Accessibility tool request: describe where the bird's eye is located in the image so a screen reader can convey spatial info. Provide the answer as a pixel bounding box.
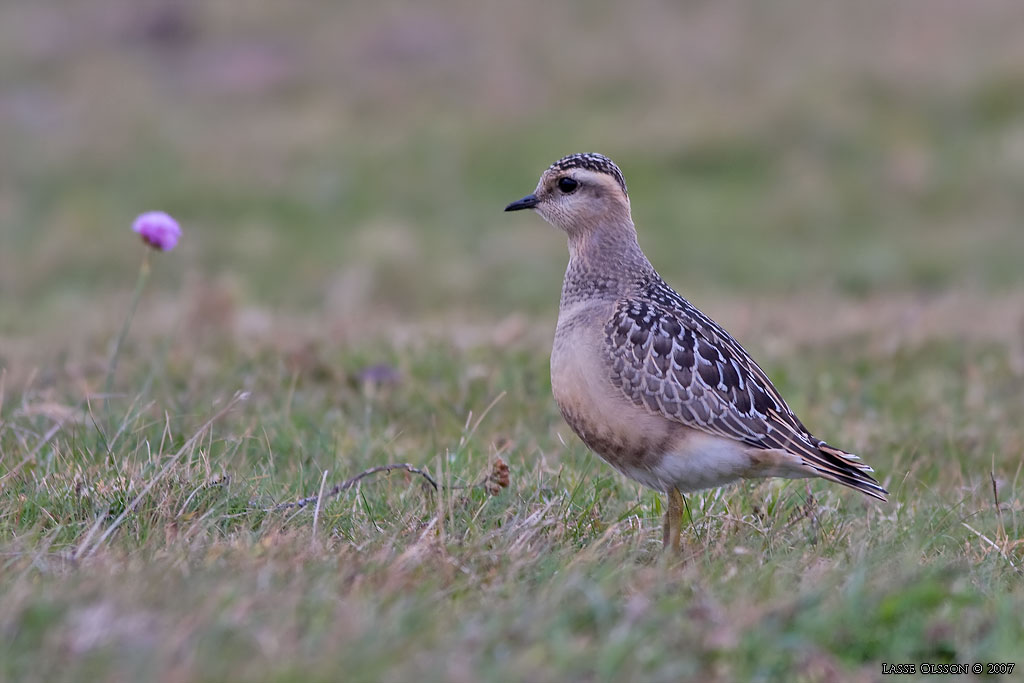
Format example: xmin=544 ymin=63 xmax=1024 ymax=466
xmin=557 ymin=177 xmax=579 ymax=194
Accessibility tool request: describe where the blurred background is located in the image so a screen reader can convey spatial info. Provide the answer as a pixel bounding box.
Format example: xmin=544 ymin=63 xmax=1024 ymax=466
xmin=2 ymin=0 xmax=1024 ymax=356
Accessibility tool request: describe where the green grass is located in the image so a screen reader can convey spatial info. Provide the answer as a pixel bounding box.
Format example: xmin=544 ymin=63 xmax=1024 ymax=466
xmin=3 ymin=1 xmax=1024 ymax=681
xmin=3 ymin=336 xmax=1023 ymax=681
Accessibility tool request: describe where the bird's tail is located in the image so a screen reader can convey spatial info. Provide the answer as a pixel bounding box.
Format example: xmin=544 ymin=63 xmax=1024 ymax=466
xmin=807 ymin=442 xmax=888 ymax=501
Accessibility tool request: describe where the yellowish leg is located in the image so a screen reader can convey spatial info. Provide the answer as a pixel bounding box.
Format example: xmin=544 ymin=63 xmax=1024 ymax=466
xmin=661 ymin=487 xmax=684 ymax=553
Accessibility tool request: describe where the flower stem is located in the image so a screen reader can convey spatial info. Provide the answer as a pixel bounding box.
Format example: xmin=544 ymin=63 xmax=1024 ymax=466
xmin=104 ymin=250 xmax=151 ymax=411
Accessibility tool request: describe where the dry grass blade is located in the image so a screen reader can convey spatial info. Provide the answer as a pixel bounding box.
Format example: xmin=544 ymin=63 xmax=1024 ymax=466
xmin=1 ymin=412 xmax=74 ymax=484
xmin=311 ymin=469 xmax=329 ymax=547
xmin=962 ymin=522 xmax=1022 ymax=574
xmin=78 ymin=391 xmax=250 ymax=559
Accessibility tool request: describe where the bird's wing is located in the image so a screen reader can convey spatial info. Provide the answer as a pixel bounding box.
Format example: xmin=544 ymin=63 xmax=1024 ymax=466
xmin=604 ymin=288 xmax=886 ymax=499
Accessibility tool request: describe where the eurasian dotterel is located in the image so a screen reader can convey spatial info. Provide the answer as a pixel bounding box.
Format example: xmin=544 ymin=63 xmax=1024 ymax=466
xmin=505 ymin=153 xmax=887 ymax=551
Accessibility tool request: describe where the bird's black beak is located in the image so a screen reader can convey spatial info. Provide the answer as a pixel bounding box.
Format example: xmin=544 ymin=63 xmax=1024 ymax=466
xmin=504 ymin=194 xmax=539 ymax=212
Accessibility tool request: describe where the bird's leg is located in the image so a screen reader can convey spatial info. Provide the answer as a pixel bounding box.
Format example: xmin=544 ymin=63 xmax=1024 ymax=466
xmin=661 ymin=486 xmax=684 ymax=553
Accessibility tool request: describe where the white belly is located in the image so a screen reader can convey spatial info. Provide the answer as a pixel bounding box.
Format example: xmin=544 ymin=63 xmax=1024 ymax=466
xmin=619 ymin=431 xmax=755 ymax=493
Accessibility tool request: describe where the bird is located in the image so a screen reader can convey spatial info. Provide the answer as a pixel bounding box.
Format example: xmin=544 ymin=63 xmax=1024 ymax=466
xmin=504 ymin=153 xmax=887 ymax=552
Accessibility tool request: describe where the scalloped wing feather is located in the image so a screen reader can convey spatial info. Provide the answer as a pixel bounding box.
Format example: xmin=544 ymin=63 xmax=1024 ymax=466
xmin=605 ymin=283 xmax=887 ymax=501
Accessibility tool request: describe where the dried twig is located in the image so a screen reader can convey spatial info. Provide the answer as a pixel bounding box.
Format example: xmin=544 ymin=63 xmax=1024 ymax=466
xmin=991 ymin=466 xmax=1005 ymax=537
xmin=267 ymin=463 xmax=439 ymax=512
xmin=262 ymin=455 xmax=512 ymax=514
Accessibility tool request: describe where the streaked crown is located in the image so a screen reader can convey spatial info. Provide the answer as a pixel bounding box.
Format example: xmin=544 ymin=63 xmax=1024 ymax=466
xmin=548 ymin=153 xmax=627 ymax=196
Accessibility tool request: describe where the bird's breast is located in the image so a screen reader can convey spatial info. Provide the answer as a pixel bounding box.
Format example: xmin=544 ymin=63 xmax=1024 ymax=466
xmin=551 ymin=304 xmax=677 ymax=483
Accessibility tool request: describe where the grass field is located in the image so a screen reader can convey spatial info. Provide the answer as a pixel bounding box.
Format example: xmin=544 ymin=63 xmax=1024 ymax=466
xmin=3 ymin=1 xmax=1024 ymax=681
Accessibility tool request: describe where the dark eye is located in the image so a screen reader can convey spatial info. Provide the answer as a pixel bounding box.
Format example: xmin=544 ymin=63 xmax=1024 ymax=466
xmin=557 ymin=177 xmax=579 ymax=194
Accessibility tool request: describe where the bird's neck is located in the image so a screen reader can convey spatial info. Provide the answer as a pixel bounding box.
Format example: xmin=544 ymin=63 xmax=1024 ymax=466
xmin=561 ymin=221 xmax=653 ymax=308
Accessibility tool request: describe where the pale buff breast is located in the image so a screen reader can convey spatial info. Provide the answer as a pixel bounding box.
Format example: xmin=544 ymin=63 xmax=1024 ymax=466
xmin=550 ymin=302 xmax=678 ymax=481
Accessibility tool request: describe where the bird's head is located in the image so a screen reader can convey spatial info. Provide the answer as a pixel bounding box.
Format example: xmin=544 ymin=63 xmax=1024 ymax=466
xmin=505 ymin=153 xmax=631 ymax=235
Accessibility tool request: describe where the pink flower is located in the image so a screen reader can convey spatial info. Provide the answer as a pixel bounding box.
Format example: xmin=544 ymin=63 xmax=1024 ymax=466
xmin=132 ymin=211 xmax=181 ymax=251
